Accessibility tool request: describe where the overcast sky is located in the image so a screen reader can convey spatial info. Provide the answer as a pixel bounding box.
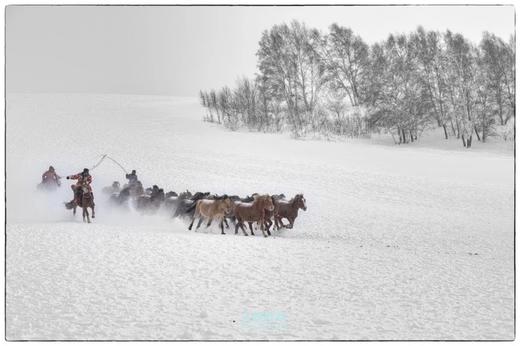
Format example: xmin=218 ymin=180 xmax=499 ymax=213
xmin=6 ymin=5 xmax=515 ymax=96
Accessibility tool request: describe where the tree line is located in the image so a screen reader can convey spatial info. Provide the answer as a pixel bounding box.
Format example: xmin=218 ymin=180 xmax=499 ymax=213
xmin=200 ymin=21 xmax=515 ymax=147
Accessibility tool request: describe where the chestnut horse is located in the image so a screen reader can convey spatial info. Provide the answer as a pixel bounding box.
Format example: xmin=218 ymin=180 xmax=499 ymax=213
xmin=234 ymin=194 xmax=274 ymax=237
xmin=188 ymin=195 xmax=234 ymax=234
xmin=244 ymin=194 xmax=285 ymax=233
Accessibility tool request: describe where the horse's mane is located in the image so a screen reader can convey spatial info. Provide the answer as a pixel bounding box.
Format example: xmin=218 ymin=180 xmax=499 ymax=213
xmin=290 ymin=194 xmax=303 ymax=207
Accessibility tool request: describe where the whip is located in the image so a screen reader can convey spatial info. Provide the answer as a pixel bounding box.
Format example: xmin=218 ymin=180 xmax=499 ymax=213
xmin=89 ymin=154 xmax=129 ymax=174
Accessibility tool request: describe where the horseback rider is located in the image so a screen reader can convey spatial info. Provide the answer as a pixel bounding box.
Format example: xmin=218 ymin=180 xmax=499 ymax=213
xmin=150 ymin=185 xmax=164 ymax=202
xmin=125 ymin=170 xmax=138 ymax=186
xmin=150 ymin=185 xmax=159 ymax=197
xmin=42 ymin=165 xmax=61 ymax=187
xmin=66 ymin=168 xmax=93 ymax=204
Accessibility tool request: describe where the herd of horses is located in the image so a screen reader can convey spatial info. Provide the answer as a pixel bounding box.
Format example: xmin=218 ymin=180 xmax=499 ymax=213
xmin=58 ymin=179 xmax=307 ymax=236
xmin=187 ymin=193 xmax=307 ymax=237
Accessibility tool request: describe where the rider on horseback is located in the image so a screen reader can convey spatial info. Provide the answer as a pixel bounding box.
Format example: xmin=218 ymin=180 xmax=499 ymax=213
xmin=125 ymin=170 xmax=138 ymax=186
xmin=42 ymin=165 xmax=61 ymax=187
xmin=66 ymin=168 xmax=93 ymax=205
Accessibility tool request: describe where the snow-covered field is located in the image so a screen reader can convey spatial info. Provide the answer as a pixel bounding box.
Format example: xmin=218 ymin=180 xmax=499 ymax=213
xmin=6 ymin=94 xmax=514 ymax=340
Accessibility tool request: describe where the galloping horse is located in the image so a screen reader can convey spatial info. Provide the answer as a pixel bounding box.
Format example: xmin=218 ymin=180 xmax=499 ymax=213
xmin=65 ymin=183 xmax=96 ymax=223
xmin=275 ymin=194 xmax=306 ymax=229
xmin=188 ymin=195 xmax=234 ymax=234
xmin=233 ymin=194 xmax=274 ymax=237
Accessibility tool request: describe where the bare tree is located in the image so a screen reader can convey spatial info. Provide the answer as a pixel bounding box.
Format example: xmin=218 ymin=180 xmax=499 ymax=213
xmin=209 ymin=90 xmax=221 ymax=124
xmin=479 ymin=32 xmax=515 ymax=126
xmin=257 ymin=21 xmax=327 ymax=136
xmin=410 ymin=27 xmax=453 ymax=139
xmin=444 ymin=31 xmax=479 ymax=147
xmin=324 ymin=24 xmax=369 ymax=107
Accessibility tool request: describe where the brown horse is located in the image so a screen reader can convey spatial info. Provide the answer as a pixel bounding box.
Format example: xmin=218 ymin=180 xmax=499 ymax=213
xmin=245 ymin=194 xmax=285 ymax=233
xmin=65 ymin=185 xmax=96 ymax=223
xmin=188 ymin=196 xmax=234 ymax=234
xmin=275 ymin=194 xmax=306 ymax=229
xmin=234 ymin=194 xmax=274 ymax=237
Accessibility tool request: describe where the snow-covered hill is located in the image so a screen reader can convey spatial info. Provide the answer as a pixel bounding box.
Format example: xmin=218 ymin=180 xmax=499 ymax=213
xmin=6 ymin=93 xmax=514 ymax=340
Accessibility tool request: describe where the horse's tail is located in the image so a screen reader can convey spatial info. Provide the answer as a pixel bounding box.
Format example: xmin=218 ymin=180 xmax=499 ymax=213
xmin=184 ymin=200 xmax=198 ymax=214
xmin=64 ymin=201 xmax=75 ymax=210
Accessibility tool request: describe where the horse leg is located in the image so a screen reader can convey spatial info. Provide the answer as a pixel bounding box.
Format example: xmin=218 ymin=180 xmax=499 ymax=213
xmin=248 ymin=222 xmax=255 ymax=236
xmin=188 ymin=212 xmax=196 ymax=230
xmin=83 ymin=207 xmax=90 ymax=223
xmin=223 ymin=218 xmax=229 ymax=229
xmin=206 ymin=218 xmax=212 ymax=228
xmin=240 ymin=223 xmax=249 ymax=236
xmin=196 ymin=217 xmax=204 ymax=230
xmin=91 ymin=204 xmax=95 ymax=219
xmin=260 ymin=219 xmax=268 ymax=237
xmin=287 ymin=217 xmax=295 ymax=229
xmin=265 ymin=221 xmax=272 ymax=236
xmin=235 ymin=216 xmax=242 ymax=235
xmin=220 ymin=217 xmax=225 ymax=235
xmin=235 ymin=217 xmax=248 ymax=236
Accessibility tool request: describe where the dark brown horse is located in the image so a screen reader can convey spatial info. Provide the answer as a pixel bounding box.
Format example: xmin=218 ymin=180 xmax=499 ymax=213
xmin=262 ymin=194 xmax=286 ymax=231
xmin=274 ymin=194 xmax=306 ymax=229
xmin=65 ymin=184 xmax=95 ymax=223
xmin=234 ymin=194 xmax=274 ymax=237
